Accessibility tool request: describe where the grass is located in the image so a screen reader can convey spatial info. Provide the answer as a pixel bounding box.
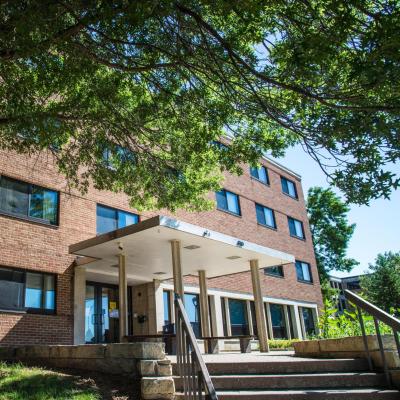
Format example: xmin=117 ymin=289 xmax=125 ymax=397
xmin=0 ymin=362 xmax=100 ymax=400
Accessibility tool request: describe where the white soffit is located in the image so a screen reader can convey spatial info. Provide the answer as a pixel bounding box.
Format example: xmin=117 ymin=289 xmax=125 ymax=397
xmin=70 ymin=216 xmax=294 ymax=282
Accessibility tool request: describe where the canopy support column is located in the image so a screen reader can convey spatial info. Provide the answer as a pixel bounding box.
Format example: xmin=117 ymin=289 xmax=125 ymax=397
xmin=199 ymin=270 xmax=211 ymax=350
xmin=118 ymin=254 xmax=128 ymax=342
xmin=250 ymin=259 xmax=269 ymax=352
xmin=171 ymin=240 xmax=184 ymax=303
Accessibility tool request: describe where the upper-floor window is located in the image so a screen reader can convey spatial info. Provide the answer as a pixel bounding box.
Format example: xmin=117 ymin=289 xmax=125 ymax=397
xmin=250 ymin=166 xmax=269 ymax=185
xmin=295 ymin=260 xmax=313 ymax=283
xmin=255 ymin=203 xmax=276 ymax=229
xmin=264 ymin=265 xmax=284 ymax=277
xmin=0 ymin=175 xmax=59 ymax=225
xmin=288 ymin=216 xmax=305 ymax=239
xmin=210 ymin=140 xmax=229 ymax=151
xmin=281 ymin=177 xmax=298 ymax=198
xmin=216 ymin=189 xmax=241 ymax=216
xmin=0 ymin=266 xmax=56 ymax=314
xmin=96 ymin=204 xmax=139 ymax=235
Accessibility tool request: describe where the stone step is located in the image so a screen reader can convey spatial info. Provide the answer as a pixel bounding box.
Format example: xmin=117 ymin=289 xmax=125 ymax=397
xmin=175 ymin=388 xmax=400 ymax=400
xmin=174 ymin=372 xmax=386 ymax=391
xmin=172 ymin=358 xmax=370 ymax=375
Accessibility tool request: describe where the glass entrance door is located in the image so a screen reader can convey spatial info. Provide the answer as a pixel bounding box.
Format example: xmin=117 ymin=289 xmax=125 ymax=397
xmin=85 ymin=283 xmax=119 ymax=344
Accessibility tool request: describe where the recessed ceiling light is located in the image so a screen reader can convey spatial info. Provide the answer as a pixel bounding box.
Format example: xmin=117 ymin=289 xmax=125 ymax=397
xmin=226 ymin=255 xmax=241 ymax=260
xmin=184 ymin=245 xmax=201 ymax=250
xmin=154 ymin=271 xmax=167 ymax=275
xmin=110 ymin=264 xmax=119 ymax=268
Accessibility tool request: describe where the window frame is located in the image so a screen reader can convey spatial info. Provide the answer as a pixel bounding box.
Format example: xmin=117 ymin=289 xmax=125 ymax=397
xmin=96 ymin=203 xmax=140 ymax=235
xmin=215 ymin=189 xmax=241 ymax=217
xmin=287 ymin=216 xmax=305 ymax=240
xmin=250 ymin=165 xmax=270 ymax=185
xmin=295 ymin=260 xmax=313 ymax=284
xmin=264 ymin=265 xmax=284 ymax=278
xmin=281 ymin=176 xmax=298 ymax=199
xmin=255 ymin=203 xmax=277 ymax=229
xmin=0 ymin=265 xmax=57 ymax=314
xmin=0 ymin=175 xmax=60 ymax=227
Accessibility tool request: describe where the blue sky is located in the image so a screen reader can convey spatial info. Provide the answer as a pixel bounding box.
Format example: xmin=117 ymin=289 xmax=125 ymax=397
xmin=272 ymin=146 xmax=400 ymax=278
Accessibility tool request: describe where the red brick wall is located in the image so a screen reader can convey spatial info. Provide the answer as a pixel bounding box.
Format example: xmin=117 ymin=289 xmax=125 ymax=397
xmin=0 ymin=149 xmax=322 ymax=345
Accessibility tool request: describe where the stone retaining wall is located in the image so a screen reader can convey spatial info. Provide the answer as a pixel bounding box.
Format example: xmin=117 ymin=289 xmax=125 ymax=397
xmin=0 ymin=343 xmax=175 ymax=399
xmin=293 ymin=335 xmax=400 ymax=388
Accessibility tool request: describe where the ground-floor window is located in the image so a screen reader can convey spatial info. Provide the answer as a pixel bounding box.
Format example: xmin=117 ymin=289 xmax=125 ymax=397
xmin=228 ymin=298 xmax=249 ymax=336
xmin=184 ymin=293 xmax=201 ymax=338
xmin=0 ymin=266 xmax=55 ymax=313
xmin=301 ymin=307 xmax=316 ymax=337
xmin=269 ymin=303 xmax=288 ymax=339
xmin=163 ymin=290 xmax=172 ymax=326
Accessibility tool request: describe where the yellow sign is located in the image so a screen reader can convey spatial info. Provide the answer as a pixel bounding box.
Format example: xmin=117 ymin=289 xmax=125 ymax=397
xmin=109 ymin=301 xmax=117 ymax=310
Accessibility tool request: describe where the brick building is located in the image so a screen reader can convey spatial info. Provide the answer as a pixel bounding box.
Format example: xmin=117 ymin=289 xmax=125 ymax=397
xmin=0 ymin=148 xmax=322 ymax=348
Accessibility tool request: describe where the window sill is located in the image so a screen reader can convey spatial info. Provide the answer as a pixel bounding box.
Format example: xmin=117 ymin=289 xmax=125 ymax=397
xmin=0 ymin=308 xmax=27 ymax=315
xmin=290 ymin=234 xmax=306 ymax=241
xmin=0 ymin=210 xmax=59 ymax=228
xmin=297 ymin=279 xmax=314 ymax=285
xmin=257 ymin=222 xmax=277 ymax=231
xmin=250 ymin=177 xmax=270 ymax=187
xmin=216 ymin=208 xmax=242 ymax=218
xmin=282 ymin=192 xmax=299 ymax=200
xmin=264 ymin=273 xmax=285 ymax=279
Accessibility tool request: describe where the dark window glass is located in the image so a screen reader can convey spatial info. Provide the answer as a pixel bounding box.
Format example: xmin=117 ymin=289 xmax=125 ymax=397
xmin=228 ymin=299 xmax=249 ymax=336
xmin=270 ymin=303 xmax=288 ymax=339
xmin=281 ymin=177 xmax=298 ymax=198
xmin=215 ymin=190 xmax=241 ymax=216
xmin=163 ymin=290 xmax=171 ymax=326
xmin=184 ymin=293 xmax=201 ymax=338
xmin=250 ymin=301 xmax=258 ymax=337
xmin=0 ymin=176 xmax=58 ymax=225
xmin=288 ymin=217 xmax=305 ymax=239
xmin=295 ymin=260 xmax=313 ymax=283
xmin=0 ymin=267 xmax=24 ymax=310
xmin=211 ymin=141 xmax=229 ymax=151
xmin=255 ymin=204 xmax=276 ymax=228
xmin=96 ymin=204 xmax=139 ymax=235
xmin=0 ymin=267 xmax=55 ymax=313
xmin=221 ymin=298 xmax=228 ymax=336
xmin=287 ymin=306 xmax=295 ymax=338
xmin=264 ymin=265 xmax=284 ymax=277
xmin=250 ymin=166 xmax=269 ymax=185
xmin=302 ymin=307 xmax=316 ymax=337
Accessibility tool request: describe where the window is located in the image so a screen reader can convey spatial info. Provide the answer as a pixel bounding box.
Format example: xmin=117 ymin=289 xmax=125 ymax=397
xmin=184 ymin=293 xmax=201 ymax=338
xmin=0 ymin=176 xmax=59 ymax=225
xmin=163 ymin=290 xmax=171 ymax=326
xmin=264 ymin=265 xmax=284 ymax=277
xmin=281 ymin=177 xmax=298 ymax=198
xmin=302 ymin=307 xmax=316 ymax=337
xmin=210 ymin=140 xmax=229 ymax=151
xmin=0 ymin=266 xmax=55 ymax=313
xmin=96 ymin=204 xmax=139 ymax=235
xmin=288 ymin=217 xmax=305 ymax=239
xmin=102 ymin=146 xmax=136 ymax=169
xmin=270 ymin=303 xmax=288 ymax=339
xmin=250 ymin=166 xmax=269 ymax=185
xmin=228 ymin=299 xmax=249 ymax=336
xmin=255 ymin=203 xmax=276 ymax=228
xmin=216 ymin=190 xmax=241 ymax=216
xmin=295 ymin=260 xmax=313 ymax=283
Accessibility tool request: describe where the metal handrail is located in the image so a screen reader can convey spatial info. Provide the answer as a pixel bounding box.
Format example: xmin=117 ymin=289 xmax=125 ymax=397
xmin=344 ymin=289 xmax=400 ymax=388
xmin=175 ymin=295 xmax=218 ymax=400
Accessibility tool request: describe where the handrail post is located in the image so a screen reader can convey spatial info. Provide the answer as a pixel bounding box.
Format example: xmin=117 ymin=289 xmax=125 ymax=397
xmin=374 ymin=317 xmax=392 ymax=388
xmin=357 ymin=306 xmax=373 ymax=371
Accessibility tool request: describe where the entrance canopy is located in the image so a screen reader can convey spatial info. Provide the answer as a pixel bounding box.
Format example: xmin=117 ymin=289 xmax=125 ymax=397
xmin=69 ymin=215 xmax=294 ymax=284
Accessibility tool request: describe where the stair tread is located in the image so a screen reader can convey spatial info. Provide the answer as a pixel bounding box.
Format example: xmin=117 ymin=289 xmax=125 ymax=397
xmin=174 ymin=372 xmax=383 ymax=379
xmin=214 ymin=389 xmax=400 ymax=394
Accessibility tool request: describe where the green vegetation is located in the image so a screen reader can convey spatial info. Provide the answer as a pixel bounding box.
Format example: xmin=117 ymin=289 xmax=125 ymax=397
xmin=307 ymin=186 xmax=358 ymax=287
xmin=1 ymin=2 xmax=399 ymax=210
xmin=0 ymin=362 xmax=99 ymax=400
xmin=317 ymin=298 xmax=394 ymax=340
xmin=268 ymin=339 xmax=301 ymax=350
xmin=361 ymin=252 xmax=400 ymax=315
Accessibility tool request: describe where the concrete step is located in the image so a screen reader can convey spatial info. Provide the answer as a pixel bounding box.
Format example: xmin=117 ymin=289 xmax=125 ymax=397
xmin=174 ymin=372 xmax=386 ymax=391
xmin=172 ymin=358 xmax=370 ymax=375
xmin=175 ymin=388 xmax=400 ymax=399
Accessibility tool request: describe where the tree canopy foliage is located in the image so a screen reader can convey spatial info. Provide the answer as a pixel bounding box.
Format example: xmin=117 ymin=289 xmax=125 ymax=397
xmin=307 ymin=187 xmax=358 ymax=282
xmin=361 ymin=251 xmax=400 ymax=314
xmin=1 ymin=1 xmax=399 ymax=210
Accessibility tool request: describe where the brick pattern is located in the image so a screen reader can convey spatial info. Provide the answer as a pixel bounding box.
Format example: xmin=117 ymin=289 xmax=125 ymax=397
xmin=0 ymin=149 xmax=322 ymax=345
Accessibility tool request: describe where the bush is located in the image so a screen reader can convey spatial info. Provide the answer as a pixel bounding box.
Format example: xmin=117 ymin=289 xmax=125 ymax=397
xmin=268 ymin=339 xmax=301 ymax=349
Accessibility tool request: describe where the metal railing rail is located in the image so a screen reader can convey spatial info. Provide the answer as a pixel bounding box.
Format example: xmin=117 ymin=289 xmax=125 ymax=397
xmin=175 ymin=295 xmax=218 ymax=400
xmin=344 ymin=289 xmax=400 ymax=387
